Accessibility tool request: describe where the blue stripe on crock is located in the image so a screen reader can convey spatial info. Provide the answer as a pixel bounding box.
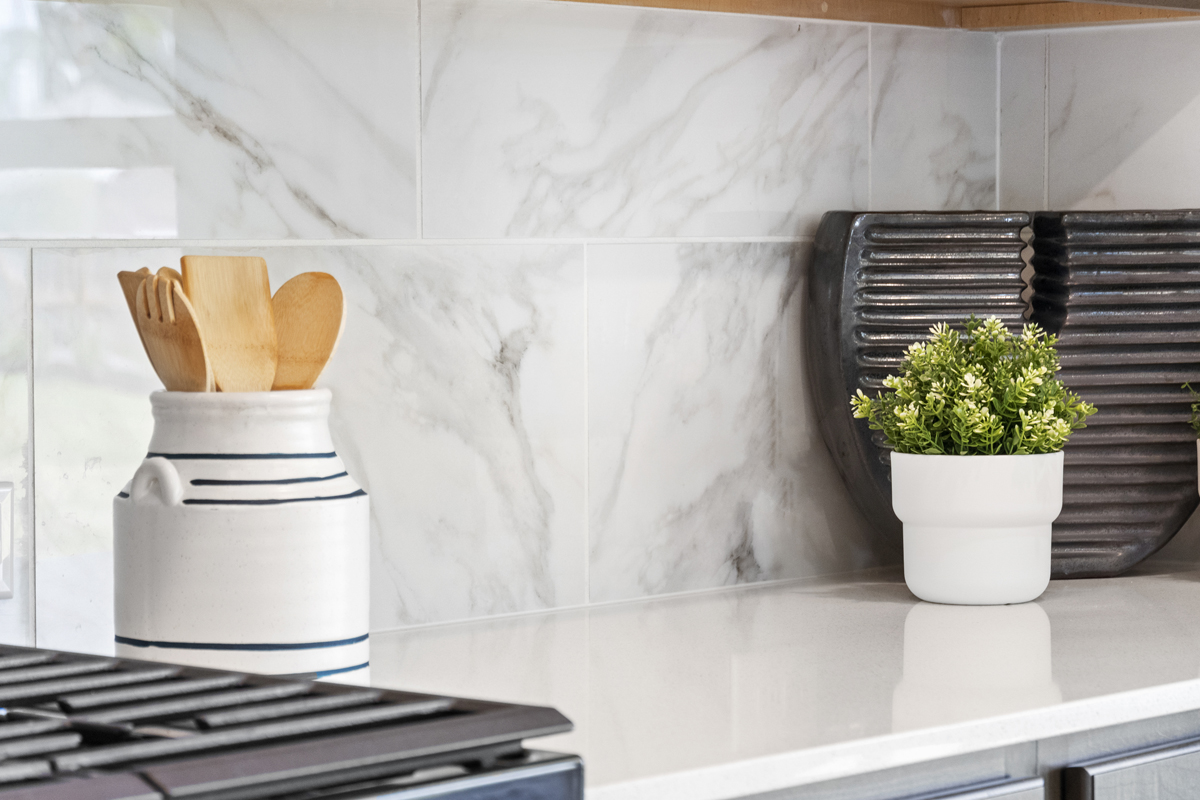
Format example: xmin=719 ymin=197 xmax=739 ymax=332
xmin=147 ymin=452 xmax=337 ymax=460
xmin=314 ymin=662 xmax=370 ymax=678
xmin=191 ymin=472 xmax=349 ymax=486
xmin=116 ymin=492 xmax=130 ymax=498
xmin=182 ymin=489 xmax=366 ymax=506
xmin=114 ymin=633 xmax=369 ymax=651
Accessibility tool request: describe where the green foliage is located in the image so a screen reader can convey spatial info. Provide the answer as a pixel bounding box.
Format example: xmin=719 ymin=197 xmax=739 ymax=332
xmin=849 ymin=316 xmax=1097 ymax=455
xmin=1184 ymin=383 xmax=1200 ymax=437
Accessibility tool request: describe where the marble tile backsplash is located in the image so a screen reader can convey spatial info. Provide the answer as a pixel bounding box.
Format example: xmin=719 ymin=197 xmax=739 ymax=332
xmin=0 ymin=0 xmax=1015 ymax=652
xmin=0 ymin=0 xmax=417 ymax=238
xmin=421 ymin=0 xmax=870 ymax=238
xmin=870 ymin=27 xmax=997 ymax=212
xmin=587 ymin=243 xmax=881 ymax=602
xmin=999 ymin=20 xmax=1200 ymax=211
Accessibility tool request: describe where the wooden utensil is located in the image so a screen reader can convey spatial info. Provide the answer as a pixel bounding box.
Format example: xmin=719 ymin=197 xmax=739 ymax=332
xmin=271 ymin=272 xmax=346 ymax=391
xmin=117 ymin=267 xmax=152 ymax=320
xmin=135 ymin=274 xmax=214 ymax=392
xmin=180 ymin=255 xmax=277 ymax=392
xmin=118 ymin=267 xmax=154 ymax=362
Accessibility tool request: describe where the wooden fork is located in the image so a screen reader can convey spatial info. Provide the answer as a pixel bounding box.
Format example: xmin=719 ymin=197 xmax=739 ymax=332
xmin=135 ymin=273 xmax=214 ymax=392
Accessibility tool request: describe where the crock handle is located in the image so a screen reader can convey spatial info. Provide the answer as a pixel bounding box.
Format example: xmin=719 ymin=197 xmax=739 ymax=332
xmin=130 ymin=457 xmax=183 ymax=506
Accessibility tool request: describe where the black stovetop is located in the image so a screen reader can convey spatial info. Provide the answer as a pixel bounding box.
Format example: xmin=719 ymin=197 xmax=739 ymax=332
xmin=0 ymin=644 xmax=574 ymax=800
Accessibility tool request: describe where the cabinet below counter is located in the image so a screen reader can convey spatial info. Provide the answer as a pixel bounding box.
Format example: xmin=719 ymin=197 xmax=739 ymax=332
xmin=367 ymin=565 xmax=1200 ymax=800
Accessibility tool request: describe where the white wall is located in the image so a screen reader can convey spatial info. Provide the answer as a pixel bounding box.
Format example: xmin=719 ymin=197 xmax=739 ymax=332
xmin=0 ymin=0 xmax=1002 ymax=654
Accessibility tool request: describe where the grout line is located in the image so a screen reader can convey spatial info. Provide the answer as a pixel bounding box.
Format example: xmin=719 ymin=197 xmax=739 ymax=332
xmin=0 ymin=236 xmax=816 ymax=248
xmin=994 ymin=34 xmax=1001 ymax=212
xmin=416 ymin=0 xmax=424 ymax=240
xmin=1042 ymin=33 xmax=1049 ymax=210
xmin=582 ymin=242 xmax=590 ymax=606
xmin=25 ymin=248 xmax=35 ymax=648
xmin=867 ymin=25 xmax=873 ymax=210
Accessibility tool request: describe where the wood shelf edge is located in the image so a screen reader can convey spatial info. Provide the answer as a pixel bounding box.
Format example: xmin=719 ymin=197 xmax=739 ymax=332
xmin=557 ymin=0 xmax=959 ymax=27
xmin=963 ymin=1 xmax=1200 ymax=28
xmin=556 ymin=0 xmax=1200 ymax=29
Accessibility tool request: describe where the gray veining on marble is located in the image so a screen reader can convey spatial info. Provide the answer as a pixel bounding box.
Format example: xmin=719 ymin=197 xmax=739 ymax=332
xmin=421 ymin=0 xmax=868 ymax=238
xmin=871 ymin=27 xmax=997 ymax=212
xmin=587 ymin=242 xmax=888 ymax=603
xmin=1047 ymin=21 xmax=1200 ymax=210
xmin=0 ymin=249 xmax=32 ymax=646
xmin=241 ymin=246 xmax=589 ymax=630
xmin=32 ymin=245 xmax=586 ymax=653
xmin=0 ymin=0 xmax=417 ymax=239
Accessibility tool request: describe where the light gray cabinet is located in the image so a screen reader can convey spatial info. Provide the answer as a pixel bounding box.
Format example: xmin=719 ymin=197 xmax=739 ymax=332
xmin=1065 ymin=738 xmax=1200 ymax=800
xmin=935 ymin=778 xmax=1044 ymax=800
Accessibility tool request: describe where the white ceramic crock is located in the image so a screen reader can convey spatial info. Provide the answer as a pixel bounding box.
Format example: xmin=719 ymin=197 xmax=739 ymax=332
xmin=113 ymin=390 xmax=369 ymax=678
xmin=891 ymin=451 xmax=1063 ymax=605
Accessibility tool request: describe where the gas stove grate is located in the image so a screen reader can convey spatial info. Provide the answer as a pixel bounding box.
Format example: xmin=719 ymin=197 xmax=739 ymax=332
xmin=0 ymin=645 xmax=572 ymax=800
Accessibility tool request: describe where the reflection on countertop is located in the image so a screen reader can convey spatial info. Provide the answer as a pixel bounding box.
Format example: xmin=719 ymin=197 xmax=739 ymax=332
xmin=368 ymin=564 xmax=1200 ymax=800
xmin=893 ymin=602 xmax=1061 ymax=732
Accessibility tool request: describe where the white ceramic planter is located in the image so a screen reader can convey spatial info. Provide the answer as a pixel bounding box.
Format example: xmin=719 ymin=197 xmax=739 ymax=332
xmin=891 ymin=451 xmax=1063 ymax=605
xmin=114 ymin=390 xmax=369 ymax=678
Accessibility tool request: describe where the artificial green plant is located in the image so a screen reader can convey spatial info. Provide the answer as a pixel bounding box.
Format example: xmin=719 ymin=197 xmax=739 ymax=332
xmin=1184 ymin=383 xmax=1200 ymax=437
xmin=850 ymin=315 xmax=1096 ymax=456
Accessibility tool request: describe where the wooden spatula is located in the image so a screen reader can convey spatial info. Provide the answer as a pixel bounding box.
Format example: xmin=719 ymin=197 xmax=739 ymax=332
xmin=272 ymin=272 xmax=346 ymax=391
xmin=180 ymin=255 xmax=277 ymax=392
xmin=135 ymin=274 xmax=214 ymax=392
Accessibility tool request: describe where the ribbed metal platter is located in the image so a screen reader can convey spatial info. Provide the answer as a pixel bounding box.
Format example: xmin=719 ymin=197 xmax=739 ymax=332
xmin=809 ymin=209 xmax=1200 ymax=579
xmin=1030 ymin=210 xmax=1200 ymax=576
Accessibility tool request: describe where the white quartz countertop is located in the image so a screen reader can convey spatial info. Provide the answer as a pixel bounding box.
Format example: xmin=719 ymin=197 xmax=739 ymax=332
xmin=367 ymin=565 xmax=1200 ymax=800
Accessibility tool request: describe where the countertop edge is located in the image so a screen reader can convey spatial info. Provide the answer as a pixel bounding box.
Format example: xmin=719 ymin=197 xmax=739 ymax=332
xmin=586 ymin=677 xmax=1200 ymax=800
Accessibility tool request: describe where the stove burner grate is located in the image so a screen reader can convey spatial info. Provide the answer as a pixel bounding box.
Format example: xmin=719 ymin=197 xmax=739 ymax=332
xmin=0 ymin=645 xmax=572 ymax=800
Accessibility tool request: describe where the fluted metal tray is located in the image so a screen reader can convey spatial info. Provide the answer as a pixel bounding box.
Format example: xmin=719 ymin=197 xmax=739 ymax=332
xmin=808 ymin=210 xmax=1200 ymax=578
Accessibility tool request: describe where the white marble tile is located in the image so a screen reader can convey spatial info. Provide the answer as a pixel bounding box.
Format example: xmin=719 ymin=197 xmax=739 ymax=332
xmin=250 ymin=246 xmax=588 ymax=629
xmin=422 ymin=0 xmax=868 ymax=238
xmin=0 ymin=0 xmax=417 ymax=239
xmin=871 ymin=27 xmax=997 ymax=211
xmin=33 ymin=245 xmax=586 ymax=651
xmin=998 ymin=33 xmax=1045 ymax=210
xmin=0 ymin=249 xmax=32 ymax=646
xmin=1047 ymin=21 xmax=1200 ymax=210
xmin=587 ymin=243 xmax=888 ymax=603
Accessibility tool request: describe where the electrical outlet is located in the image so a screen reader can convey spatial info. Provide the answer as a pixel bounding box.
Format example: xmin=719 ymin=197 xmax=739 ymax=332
xmin=0 ymin=483 xmax=12 ymax=599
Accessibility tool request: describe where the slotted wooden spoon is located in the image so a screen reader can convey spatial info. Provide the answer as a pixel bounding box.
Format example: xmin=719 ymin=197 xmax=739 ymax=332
xmin=272 ymin=272 xmax=346 ymax=390
xmin=135 ymin=273 xmax=214 ymax=392
xmin=181 ymin=255 xmax=277 ymax=392
xmin=118 ymin=267 xmax=186 ymax=364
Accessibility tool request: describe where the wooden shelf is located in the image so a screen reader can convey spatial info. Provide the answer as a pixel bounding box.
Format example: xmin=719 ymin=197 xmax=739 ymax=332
xmin=565 ymin=0 xmax=1199 ymax=29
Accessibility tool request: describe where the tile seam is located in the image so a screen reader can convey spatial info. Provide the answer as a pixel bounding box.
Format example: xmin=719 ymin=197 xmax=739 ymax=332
xmin=0 ymin=237 xmax=816 ymax=247
xmin=416 ymin=0 xmax=424 ymax=240
xmin=583 ymin=242 xmax=590 ymax=606
xmin=25 ymin=248 xmax=34 ymax=648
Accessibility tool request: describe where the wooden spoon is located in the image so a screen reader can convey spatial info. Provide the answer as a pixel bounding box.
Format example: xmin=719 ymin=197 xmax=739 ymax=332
xmin=180 ymin=255 xmax=277 ymax=392
xmin=135 ymin=274 xmax=214 ymax=392
xmin=272 ymin=272 xmax=346 ymax=391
